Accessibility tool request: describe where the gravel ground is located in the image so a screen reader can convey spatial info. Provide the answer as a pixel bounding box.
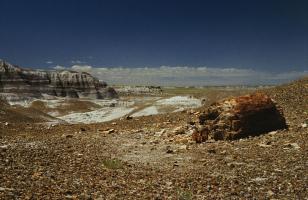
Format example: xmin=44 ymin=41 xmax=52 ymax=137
xmin=0 ymin=77 xmax=307 ymax=199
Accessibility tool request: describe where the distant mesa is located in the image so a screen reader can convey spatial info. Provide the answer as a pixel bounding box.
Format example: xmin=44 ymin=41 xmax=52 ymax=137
xmin=0 ymin=59 xmax=118 ymax=102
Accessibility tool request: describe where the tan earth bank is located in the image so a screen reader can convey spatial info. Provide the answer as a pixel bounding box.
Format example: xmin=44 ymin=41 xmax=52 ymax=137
xmin=0 ymin=77 xmax=307 ymax=199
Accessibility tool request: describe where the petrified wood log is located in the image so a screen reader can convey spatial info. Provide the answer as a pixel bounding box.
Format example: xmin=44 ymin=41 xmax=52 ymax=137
xmin=194 ymin=93 xmax=287 ymax=141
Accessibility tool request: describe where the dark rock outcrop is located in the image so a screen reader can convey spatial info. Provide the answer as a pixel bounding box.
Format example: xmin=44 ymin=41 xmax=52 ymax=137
xmin=0 ymin=60 xmax=118 ymax=101
xmin=193 ymin=93 xmax=287 ymax=141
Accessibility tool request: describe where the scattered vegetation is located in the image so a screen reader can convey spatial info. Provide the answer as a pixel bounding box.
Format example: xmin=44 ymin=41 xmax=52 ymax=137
xmin=177 ymin=189 xmax=193 ymax=200
xmin=102 ymin=158 xmax=123 ymax=170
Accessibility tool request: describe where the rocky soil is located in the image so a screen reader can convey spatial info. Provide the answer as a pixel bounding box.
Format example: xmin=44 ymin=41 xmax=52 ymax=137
xmin=0 ymin=77 xmax=307 ymax=199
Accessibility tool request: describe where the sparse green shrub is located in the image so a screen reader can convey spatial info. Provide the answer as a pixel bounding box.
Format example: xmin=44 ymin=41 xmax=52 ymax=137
xmin=178 ymin=189 xmax=193 ymax=200
xmin=102 ymin=159 xmax=123 ymax=170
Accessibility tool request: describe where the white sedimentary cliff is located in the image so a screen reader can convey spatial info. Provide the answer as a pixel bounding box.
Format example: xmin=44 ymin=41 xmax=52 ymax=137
xmin=0 ymin=60 xmax=118 ymax=102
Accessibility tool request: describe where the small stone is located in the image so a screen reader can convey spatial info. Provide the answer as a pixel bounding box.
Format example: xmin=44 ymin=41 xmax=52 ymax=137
xmin=80 ymin=193 xmax=92 ymax=200
xmin=126 ymin=115 xmax=133 ymax=120
xmin=99 ymin=129 xmax=115 ymax=134
xmin=267 ymin=190 xmax=275 ymax=196
xmin=187 ymin=121 xmax=195 ymax=125
xmin=80 ymin=127 xmax=86 ymax=132
xmin=166 ymin=146 xmax=174 ymax=154
xmin=274 ymin=168 xmax=282 ymax=172
xmin=65 ymin=195 xmax=74 ymax=199
xmin=154 ymin=129 xmax=166 ymax=137
xmin=106 ymin=129 xmax=115 ymax=134
xmin=250 ymin=177 xmax=268 ymax=182
xmin=166 ymin=149 xmax=173 ymax=153
xmin=268 ymin=131 xmax=277 ymax=135
xmin=4 ymin=122 xmax=9 ymax=126
xmin=173 ymin=161 xmax=179 ymax=167
xmin=0 ymin=187 xmax=14 ymax=191
xmin=166 ymin=181 xmax=172 ymax=186
xmin=175 ymin=138 xmax=189 ymax=144
xmin=173 ymin=126 xmax=185 ymax=135
xmin=301 ymin=123 xmax=307 ymax=128
xmin=150 ymin=140 xmax=159 ymax=144
xmin=112 ymin=122 xmax=117 ymax=125
xmin=207 ymin=149 xmax=216 ymax=154
xmin=0 ymin=145 xmax=8 ymax=151
xmin=62 ymin=134 xmax=73 ymax=138
xmin=220 ymin=150 xmax=227 ymax=155
xmin=283 ymin=143 xmax=300 ymax=150
xmin=258 ymin=143 xmax=272 ymax=148
xmin=178 ymin=145 xmax=187 ymax=151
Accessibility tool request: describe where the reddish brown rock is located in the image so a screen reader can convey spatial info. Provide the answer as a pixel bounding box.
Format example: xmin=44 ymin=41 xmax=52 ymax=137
xmin=192 ymin=126 xmax=208 ymax=143
xmin=194 ymin=93 xmax=287 ymax=141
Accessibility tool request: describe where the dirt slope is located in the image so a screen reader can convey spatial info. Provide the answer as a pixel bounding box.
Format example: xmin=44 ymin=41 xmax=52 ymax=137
xmin=0 ymin=100 xmax=60 ymax=124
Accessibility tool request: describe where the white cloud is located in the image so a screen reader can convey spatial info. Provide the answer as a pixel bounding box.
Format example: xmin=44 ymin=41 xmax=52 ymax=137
xmin=71 ymin=65 xmax=92 ymax=72
xmin=53 ymin=65 xmax=65 ymax=70
xmin=45 ymin=61 xmax=53 ymax=64
xmin=71 ymin=60 xmax=86 ymax=64
xmin=53 ymin=64 xmax=308 ymax=86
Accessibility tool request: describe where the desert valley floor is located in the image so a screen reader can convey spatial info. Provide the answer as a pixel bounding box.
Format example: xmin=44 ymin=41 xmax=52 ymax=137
xmin=0 ymin=78 xmax=307 ymax=199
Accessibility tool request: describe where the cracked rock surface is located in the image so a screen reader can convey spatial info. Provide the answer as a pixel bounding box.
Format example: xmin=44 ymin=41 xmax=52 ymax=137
xmin=193 ymin=93 xmax=287 ymax=141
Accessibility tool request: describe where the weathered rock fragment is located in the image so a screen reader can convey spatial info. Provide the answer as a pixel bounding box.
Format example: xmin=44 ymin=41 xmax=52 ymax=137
xmin=193 ymin=93 xmax=287 ymax=141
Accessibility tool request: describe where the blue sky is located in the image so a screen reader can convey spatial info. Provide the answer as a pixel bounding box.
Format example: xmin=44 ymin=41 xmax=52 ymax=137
xmin=0 ymin=0 xmax=307 ymax=85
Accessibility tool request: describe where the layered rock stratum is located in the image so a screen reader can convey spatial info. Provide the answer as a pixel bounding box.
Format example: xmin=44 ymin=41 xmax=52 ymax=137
xmin=0 ymin=60 xmax=117 ymax=102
